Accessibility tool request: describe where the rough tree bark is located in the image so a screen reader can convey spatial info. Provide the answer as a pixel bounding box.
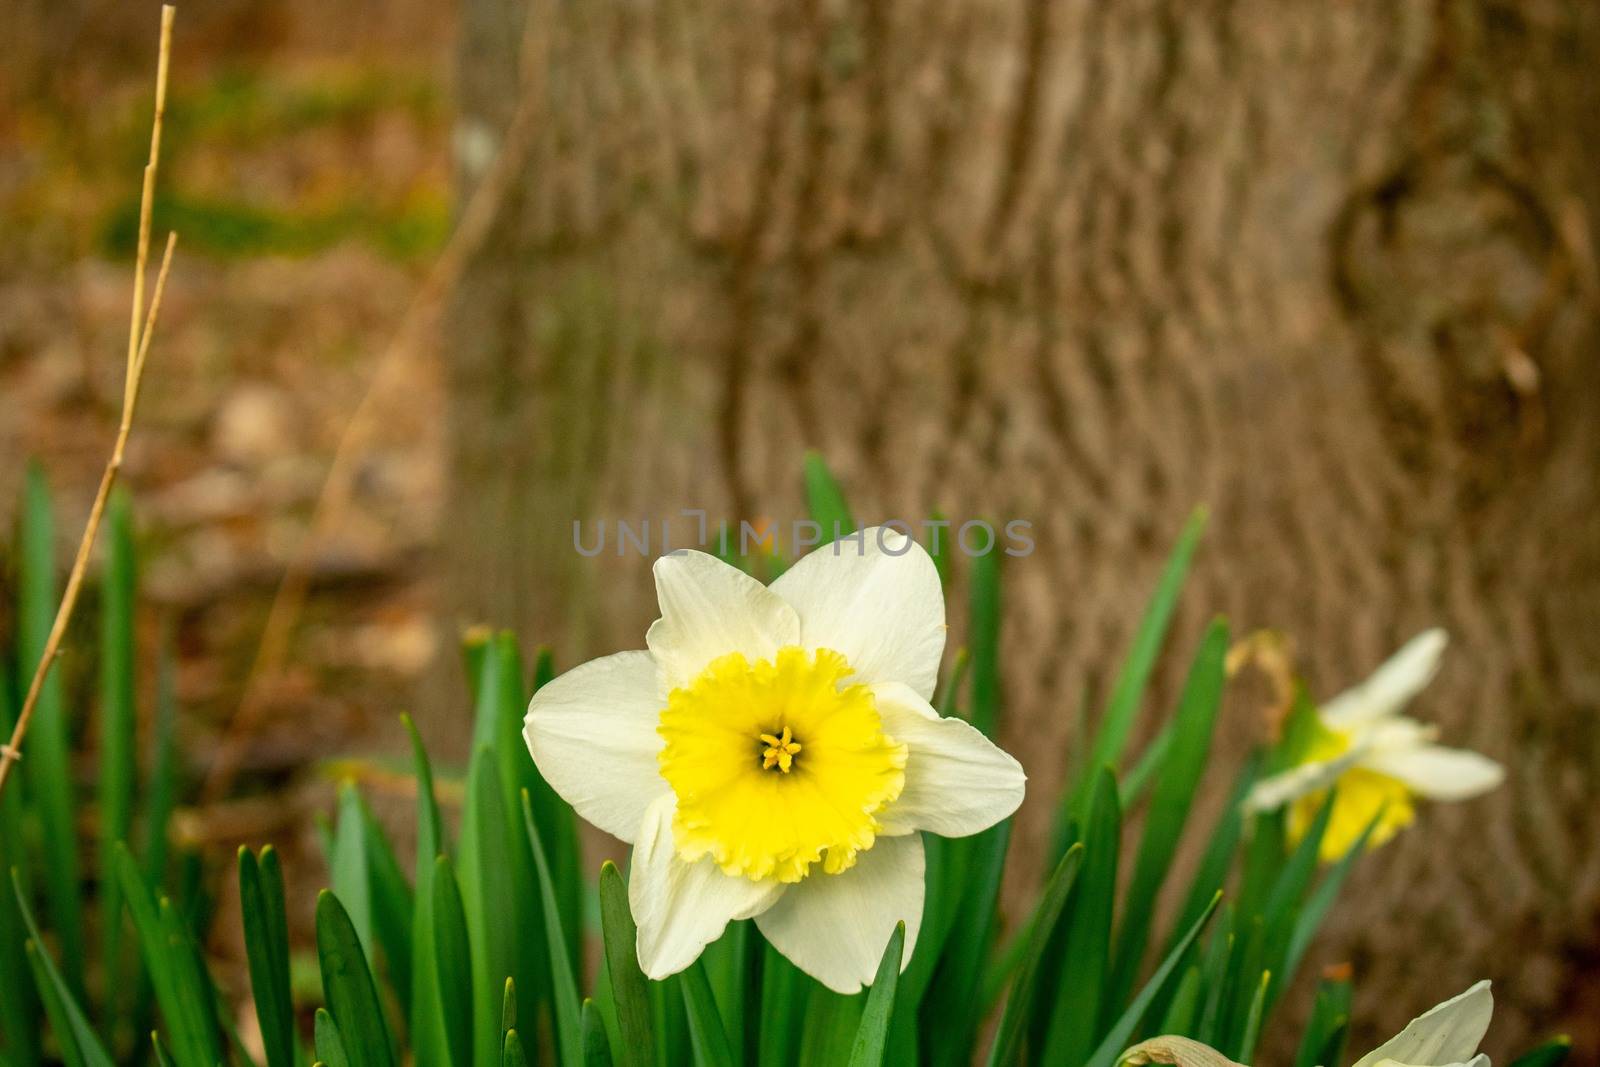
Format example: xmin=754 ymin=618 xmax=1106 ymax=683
xmin=446 ymin=0 xmax=1600 ymax=1055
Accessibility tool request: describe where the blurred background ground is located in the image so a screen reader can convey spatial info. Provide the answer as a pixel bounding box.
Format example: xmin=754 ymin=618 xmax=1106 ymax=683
xmin=1 ymin=0 xmax=461 ymax=1025
xmin=2 ymin=0 xmax=452 ymax=770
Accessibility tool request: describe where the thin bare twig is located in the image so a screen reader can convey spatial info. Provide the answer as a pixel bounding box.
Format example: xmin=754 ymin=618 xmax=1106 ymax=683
xmin=200 ymin=1 xmax=551 ymax=800
xmin=0 ymin=7 xmax=179 ymax=799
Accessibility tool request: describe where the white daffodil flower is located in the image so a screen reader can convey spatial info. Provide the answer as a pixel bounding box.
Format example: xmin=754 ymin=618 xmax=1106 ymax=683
xmin=1120 ymin=981 xmax=1493 ymax=1067
xmin=1353 ymin=980 xmax=1493 ymax=1067
xmin=1243 ymin=630 xmax=1503 ymax=862
xmin=523 ymin=528 xmax=1026 ymax=993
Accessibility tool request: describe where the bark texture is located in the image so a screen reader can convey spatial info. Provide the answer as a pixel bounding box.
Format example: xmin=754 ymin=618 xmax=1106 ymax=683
xmin=446 ymin=0 xmax=1600 ymax=1055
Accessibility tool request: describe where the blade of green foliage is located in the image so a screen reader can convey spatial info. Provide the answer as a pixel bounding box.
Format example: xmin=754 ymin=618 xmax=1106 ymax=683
xmin=428 ymin=855 xmax=473 ymax=1067
xmin=700 ymin=921 xmax=748 ymax=1062
xmin=1156 ymin=967 xmax=1203 ymax=1036
xmin=98 ymin=489 xmax=138 ymax=999
xmin=967 ymin=549 xmax=1002 ymax=738
xmin=0 ymin=664 xmax=43 ymax=1067
xmin=799 ymin=988 xmax=864 ymax=1067
xmin=502 ymin=977 xmax=518 ymax=1044
xmin=758 ymin=942 xmax=805 ymax=1067
xmin=652 ymin=973 xmax=690 ymax=1067
xmin=503 ymin=1028 xmax=531 ymax=1067
xmin=18 ymin=465 xmax=86 ymax=997
xmin=1040 ymin=769 xmax=1121 ymax=1066
xmin=986 ymin=844 xmax=1084 ymax=1067
xmin=1168 ymin=754 xmax=1259 ymax=957
xmin=457 ymin=746 xmax=520 ymax=1067
xmin=475 ymin=635 xmax=569 ymax=1028
xmin=330 ymin=783 xmax=375 ymax=960
xmin=1292 ymin=976 xmax=1351 ymax=1067
xmin=150 ymin=1033 xmax=178 ymax=1067
xmin=314 ymin=1008 xmax=351 ymax=1067
xmin=523 ymin=790 xmax=584 ymax=1067
xmin=130 ymin=659 xmax=175 ymax=1067
xmin=359 ymin=795 xmax=413 ymax=1015
xmin=403 ymin=714 xmax=443 ymax=867
xmin=680 ymin=961 xmax=737 ymax=1067
xmin=115 ymin=843 xmax=224 ymax=1067
xmin=142 ymin=631 xmax=179 ymax=888
xmin=1110 ymin=620 xmax=1229 ymax=1011
xmin=1282 ymin=808 xmax=1384 ymax=989
xmin=921 ymin=819 xmax=1012 ymax=1067
xmin=1252 ymin=791 xmax=1337 ymax=1028
xmin=582 ymin=999 xmax=615 ymax=1067
xmin=802 ymin=451 xmax=855 ymax=538
xmin=403 ymin=713 xmax=448 ymax=1066
xmin=316 ymin=889 xmax=396 ymax=1067
xmin=1118 ymin=723 xmax=1173 ymax=811
xmin=598 ymin=862 xmax=655 ymax=1067
xmin=1083 ymin=892 xmax=1222 ymax=1067
xmin=1193 ymin=908 xmax=1236 ymax=1049
xmin=846 ymin=922 xmax=904 ymax=1067
xmin=239 ymin=847 xmax=296 ymax=1067
xmin=23 ymin=940 xmax=109 ymax=1067
xmin=521 ymin=640 xmax=584 ymax=969
xmin=1061 ymin=508 xmax=1205 ymax=843
xmin=13 ymin=872 xmax=115 ymax=1067
xmin=1235 ymin=970 xmax=1271 ymax=1062
xmin=1508 ymin=1037 xmax=1574 ymax=1067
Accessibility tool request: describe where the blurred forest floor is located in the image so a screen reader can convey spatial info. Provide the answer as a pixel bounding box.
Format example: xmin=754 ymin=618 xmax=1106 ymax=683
xmin=1 ymin=0 xmax=469 ymax=1004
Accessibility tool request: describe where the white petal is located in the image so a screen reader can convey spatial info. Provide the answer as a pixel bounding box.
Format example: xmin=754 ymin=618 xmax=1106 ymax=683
xmin=755 ymin=834 xmax=923 ymax=994
xmin=872 ymin=682 xmax=1025 ymax=837
xmin=524 ymin=650 xmax=669 ymax=844
xmin=1353 ymin=981 xmax=1492 ymax=1067
xmin=769 ymin=526 xmax=945 ymax=701
xmin=1370 ymin=1058 xmax=1491 ymax=1067
xmin=1323 ymin=629 xmax=1448 ymax=727
xmin=1242 ymin=748 xmax=1366 ymax=814
xmin=647 ymin=550 xmax=799 ymax=688
xmin=1361 ymin=745 xmax=1505 ymax=801
xmin=630 ymin=796 xmax=784 ymax=980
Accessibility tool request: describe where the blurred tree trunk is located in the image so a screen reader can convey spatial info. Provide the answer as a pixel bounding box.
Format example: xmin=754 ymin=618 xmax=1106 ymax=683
xmin=447 ymin=0 xmax=1600 ymax=1054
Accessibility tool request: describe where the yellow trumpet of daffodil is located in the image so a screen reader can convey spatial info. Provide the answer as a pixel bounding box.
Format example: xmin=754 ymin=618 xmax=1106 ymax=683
xmin=1243 ymin=630 xmax=1504 ymax=862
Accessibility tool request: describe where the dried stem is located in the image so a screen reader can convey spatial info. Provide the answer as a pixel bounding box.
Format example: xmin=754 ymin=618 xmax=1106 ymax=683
xmin=0 ymin=7 xmax=179 ymax=799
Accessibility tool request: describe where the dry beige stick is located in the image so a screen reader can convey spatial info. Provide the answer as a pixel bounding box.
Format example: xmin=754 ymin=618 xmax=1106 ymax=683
xmin=0 ymin=7 xmax=179 ymax=799
xmin=201 ymin=1 xmax=551 ymax=801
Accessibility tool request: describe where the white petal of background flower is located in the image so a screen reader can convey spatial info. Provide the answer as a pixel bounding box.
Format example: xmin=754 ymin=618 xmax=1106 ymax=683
xmin=1361 ymin=746 xmax=1505 ymax=801
xmin=1322 ymin=629 xmax=1448 ymax=727
xmin=522 ymin=650 xmax=669 ymax=843
xmin=1242 ymin=746 xmax=1367 ymax=813
xmin=754 ymin=832 xmax=924 ymax=995
xmin=872 ymin=681 xmax=1026 ymax=837
xmin=647 ymin=551 xmax=800 ymax=688
xmin=770 ymin=526 xmax=945 ymax=701
xmin=630 ymin=797 xmax=784 ymax=980
xmin=1352 ymin=981 xmax=1492 ymax=1067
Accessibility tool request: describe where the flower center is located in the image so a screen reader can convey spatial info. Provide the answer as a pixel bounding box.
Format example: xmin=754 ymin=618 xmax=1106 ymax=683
xmin=657 ymin=646 xmax=907 ymax=883
xmin=759 ymin=725 xmax=802 ymax=773
xmin=1290 ymin=719 xmax=1416 ymax=862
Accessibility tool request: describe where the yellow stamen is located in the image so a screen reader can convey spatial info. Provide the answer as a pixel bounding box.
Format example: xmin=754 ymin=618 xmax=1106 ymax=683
xmin=759 ymin=726 xmax=802 ymax=773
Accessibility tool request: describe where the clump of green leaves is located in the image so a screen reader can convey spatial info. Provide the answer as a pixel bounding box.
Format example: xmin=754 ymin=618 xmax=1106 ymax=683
xmin=0 ymin=459 xmax=1571 ymax=1066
